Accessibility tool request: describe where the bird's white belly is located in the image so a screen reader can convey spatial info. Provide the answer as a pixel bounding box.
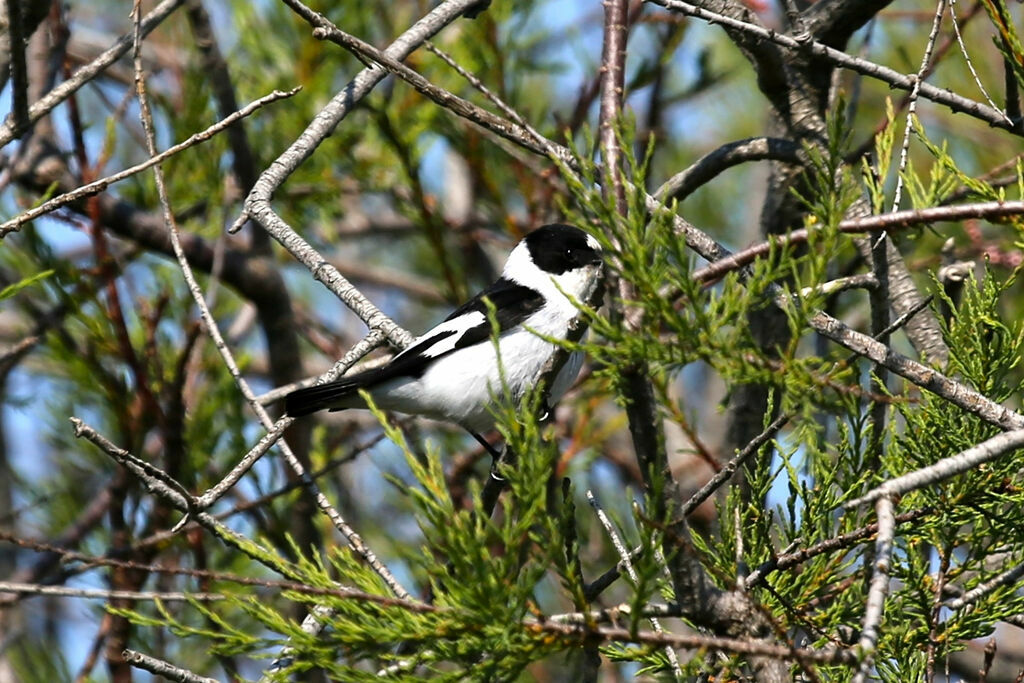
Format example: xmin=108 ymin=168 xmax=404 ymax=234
xmin=371 ymin=329 xmax=569 ymax=431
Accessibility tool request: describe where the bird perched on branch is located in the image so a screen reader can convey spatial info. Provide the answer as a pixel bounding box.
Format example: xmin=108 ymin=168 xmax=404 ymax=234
xmin=285 ymin=223 xmax=604 ymax=434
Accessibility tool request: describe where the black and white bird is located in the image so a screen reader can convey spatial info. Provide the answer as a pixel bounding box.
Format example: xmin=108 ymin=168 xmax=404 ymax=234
xmin=284 ymin=224 xmax=604 ymax=433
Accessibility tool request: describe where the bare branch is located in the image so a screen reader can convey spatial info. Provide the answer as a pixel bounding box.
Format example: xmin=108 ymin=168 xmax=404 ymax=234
xmin=647 ymin=0 xmax=1020 ymax=133
xmin=655 ymin=137 xmax=802 ymax=203
xmin=848 ymin=429 xmax=1024 ymax=508
xmin=0 ymin=582 xmax=222 ymax=602
xmin=852 ymin=496 xmax=895 ymax=683
xmin=810 ymin=311 xmax=1024 ymax=432
xmin=123 ymin=650 xmax=219 ymax=683
xmin=949 ymin=558 xmax=1024 ymax=612
xmin=692 ymin=200 xmax=1024 ymax=284
xmin=0 ymin=88 xmax=299 ymax=238
xmin=240 ymin=0 xmax=485 ymax=349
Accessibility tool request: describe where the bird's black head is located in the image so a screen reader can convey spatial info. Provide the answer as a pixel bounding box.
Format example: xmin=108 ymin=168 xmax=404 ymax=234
xmin=524 ymin=224 xmax=603 ymax=275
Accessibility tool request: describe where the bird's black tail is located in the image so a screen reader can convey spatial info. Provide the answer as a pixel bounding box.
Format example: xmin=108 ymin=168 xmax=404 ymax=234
xmin=284 ymin=378 xmax=362 ymax=417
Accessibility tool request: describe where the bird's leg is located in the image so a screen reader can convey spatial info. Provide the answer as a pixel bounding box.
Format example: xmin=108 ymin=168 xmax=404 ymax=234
xmin=480 ymin=443 xmax=518 ymax=517
xmin=468 ymin=430 xmax=503 ymax=461
xmin=464 ymin=429 xmax=511 ymax=516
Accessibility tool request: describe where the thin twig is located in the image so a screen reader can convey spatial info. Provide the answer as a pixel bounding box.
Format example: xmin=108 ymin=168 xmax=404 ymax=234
xmin=949 ymin=558 xmax=1024 ymax=611
xmin=646 ymin=0 xmax=1017 ymax=133
xmin=848 ymin=429 xmax=1024 ymax=507
xmin=0 ymin=0 xmax=186 ymax=148
xmin=925 ymin=548 xmax=951 ymax=680
xmin=852 ymin=496 xmax=895 ymax=683
xmin=70 ymin=417 xmax=195 ymax=510
xmin=528 ymin=620 xmax=856 ymax=665
xmin=744 ymin=507 xmax=931 ymax=590
xmin=890 ymin=0 xmax=948 ymax=215
xmin=377 ymin=605 xmax=852 ymax=676
xmin=587 ymin=490 xmax=683 ymax=679
xmin=194 ymin=330 xmax=386 ymax=508
xmin=0 ymin=88 xmax=299 ymax=237
xmin=948 ymin=0 xmax=1011 ymax=124
xmin=549 ymin=602 xmax=680 ymax=624
xmin=692 ymin=200 xmax=1024 ymax=284
xmin=733 ymin=504 xmax=745 ymax=587
xmin=0 ymin=530 xmax=438 ymax=610
xmin=0 ymin=334 xmax=43 ymax=371
xmin=682 ymin=413 xmax=791 ymax=516
xmin=123 ymin=650 xmax=219 ymax=683
xmin=584 ymin=412 xmax=791 ymax=602
xmin=0 ymin=582 xmax=222 ymax=602
xmin=69 ymin=419 xmax=289 ymax=574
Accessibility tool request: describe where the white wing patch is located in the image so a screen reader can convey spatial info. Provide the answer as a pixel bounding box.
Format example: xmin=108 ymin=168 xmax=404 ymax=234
xmin=399 ymin=310 xmax=487 ymax=359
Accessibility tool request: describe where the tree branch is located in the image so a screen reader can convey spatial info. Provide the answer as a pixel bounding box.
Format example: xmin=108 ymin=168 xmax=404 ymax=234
xmin=0 ymin=88 xmax=298 ymax=237
xmin=647 ymin=0 xmax=1021 ymax=133
xmin=240 ymin=0 xmax=484 ymax=350
xmin=654 ymin=137 xmax=802 ymax=203
xmin=0 ymin=0 xmax=186 ymax=148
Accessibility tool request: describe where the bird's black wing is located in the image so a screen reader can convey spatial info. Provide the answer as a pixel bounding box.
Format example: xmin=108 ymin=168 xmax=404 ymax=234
xmin=357 ymin=278 xmax=545 ymax=379
xmin=284 ymin=279 xmax=544 ymax=417
xmin=440 ymin=277 xmax=545 ymax=339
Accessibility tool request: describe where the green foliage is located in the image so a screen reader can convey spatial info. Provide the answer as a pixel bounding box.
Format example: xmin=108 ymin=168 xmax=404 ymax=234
xmin=0 ymin=269 xmax=54 ymax=301
xmin=110 ymin=390 xmax=596 ymax=679
xmin=980 ymin=0 xmax=1024 ymax=92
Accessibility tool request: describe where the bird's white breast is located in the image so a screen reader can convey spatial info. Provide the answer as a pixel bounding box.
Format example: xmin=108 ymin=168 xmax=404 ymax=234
xmin=370 ymin=299 xmax=585 ymax=431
